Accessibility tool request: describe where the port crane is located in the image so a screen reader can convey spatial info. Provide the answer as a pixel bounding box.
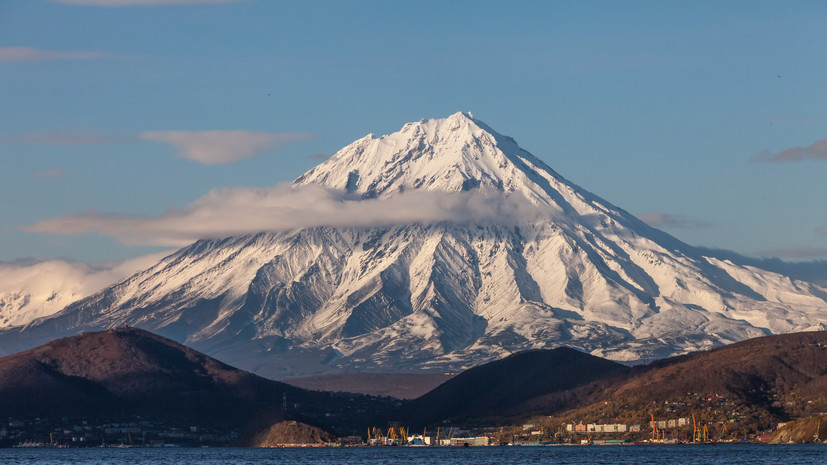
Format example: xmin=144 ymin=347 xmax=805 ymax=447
xmin=650 ymin=413 xmax=665 ymax=442
xmin=692 ymin=413 xmax=698 ymax=443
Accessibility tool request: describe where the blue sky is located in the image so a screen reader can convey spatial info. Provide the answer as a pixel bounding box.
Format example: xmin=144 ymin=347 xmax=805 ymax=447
xmin=1 ymin=0 xmax=826 ymax=264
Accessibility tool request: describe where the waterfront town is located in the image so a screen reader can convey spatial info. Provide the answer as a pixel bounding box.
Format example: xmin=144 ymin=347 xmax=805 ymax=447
xmin=3 ymin=411 xmax=817 ymax=448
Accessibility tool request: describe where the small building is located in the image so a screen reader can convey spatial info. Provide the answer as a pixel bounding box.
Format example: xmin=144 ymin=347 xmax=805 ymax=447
xmin=584 ymin=423 xmax=627 ymax=433
xmin=449 ymin=436 xmax=489 ymax=446
xmin=406 ymin=435 xmax=429 ymax=446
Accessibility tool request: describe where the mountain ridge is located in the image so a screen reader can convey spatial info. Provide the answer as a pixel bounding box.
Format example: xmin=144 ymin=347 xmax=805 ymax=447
xmin=0 ymin=112 xmax=825 ymax=377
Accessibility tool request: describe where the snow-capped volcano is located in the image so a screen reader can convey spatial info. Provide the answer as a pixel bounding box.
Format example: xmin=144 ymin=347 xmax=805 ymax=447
xmin=296 ymin=112 xmax=559 ymax=201
xmin=1 ymin=112 xmax=826 ymax=377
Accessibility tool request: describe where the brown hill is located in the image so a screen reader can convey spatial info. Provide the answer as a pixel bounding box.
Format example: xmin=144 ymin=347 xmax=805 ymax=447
xmin=513 ymin=331 xmax=827 ymax=438
xmin=399 ymin=347 xmax=629 ymax=426
xmin=609 ymin=330 xmax=827 ymax=406
xmin=398 ymin=331 xmax=827 ymax=437
xmin=0 ymin=328 xmax=394 ymax=435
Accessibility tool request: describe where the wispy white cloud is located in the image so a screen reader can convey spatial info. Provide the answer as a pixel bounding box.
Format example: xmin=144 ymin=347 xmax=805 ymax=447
xmin=0 ymin=251 xmax=170 ymax=327
xmin=0 ymin=46 xmax=111 ymax=63
xmin=52 ymin=0 xmax=245 ymax=6
xmin=3 ymin=129 xmax=309 ymax=165
xmin=32 ymin=169 xmax=68 ymax=179
xmin=758 ymin=138 xmax=827 ymax=162
xmin=637 ymin=212 xmax=710 ymax=229
xmin=139 ymin=130 xmax=313 ymax=165
xmin=24 ymin=185 xmax=551 ymax=247
xmin=3 ymin=131 xmax=131 ymax=145
xmin=759 ymin=247 xmax=827 ymax=260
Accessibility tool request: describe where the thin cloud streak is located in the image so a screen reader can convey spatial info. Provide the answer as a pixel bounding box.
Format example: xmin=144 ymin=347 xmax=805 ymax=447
xmin=759 ymin=247 xmax=827 ymax=260
xmin=0 ymin=47 xmax=111 ymax=63
xmin=24 ymin=185 xmax=554 ymax=247
xmin=3 ymin=131 xmax=132 ymax=145
xmin=52 ymin=0 xmax=244 ymax=6
xmin=32 ymin=169 xmax=68 ymax=179
xmin=758 ymin=138 xmax=827 ymax=162
xmin=139 ymin=130 xmax=313 ymax=165
xmin=637 ymin=212 xmax=710 ymax=229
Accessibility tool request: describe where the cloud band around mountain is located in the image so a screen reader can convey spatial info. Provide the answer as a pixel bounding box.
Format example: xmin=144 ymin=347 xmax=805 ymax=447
xmin=24 ymin=186 xmax=554 ymax=247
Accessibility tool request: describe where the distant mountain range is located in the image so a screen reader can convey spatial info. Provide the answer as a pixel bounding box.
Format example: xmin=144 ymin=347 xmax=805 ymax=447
xmin=1 ymin=112 xmax=825 ymax=378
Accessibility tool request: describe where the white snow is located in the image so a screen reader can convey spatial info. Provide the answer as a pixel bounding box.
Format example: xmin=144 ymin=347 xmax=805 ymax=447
xmin=3 ymin=112 xmax=826 ymax=374
xmin=0 ymin=252 xmax=170 ymax=329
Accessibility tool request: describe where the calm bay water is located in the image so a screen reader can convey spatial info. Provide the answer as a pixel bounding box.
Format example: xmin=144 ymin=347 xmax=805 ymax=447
xmin=1 ymin=444 xmax=825 ymax=465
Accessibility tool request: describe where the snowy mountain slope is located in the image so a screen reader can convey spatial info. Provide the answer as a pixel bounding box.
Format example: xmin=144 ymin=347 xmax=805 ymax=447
xmin=1 ymin=112 xmax=825 ymax=377
xmin=0 ymin=260 xmax=93 ymax=328
xmin=0 ymin=253 xmax=169 ymax=329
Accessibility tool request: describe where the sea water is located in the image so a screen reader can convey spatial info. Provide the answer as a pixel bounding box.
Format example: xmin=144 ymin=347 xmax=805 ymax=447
xmin=1 ymin=444 xmax=825 ymax=465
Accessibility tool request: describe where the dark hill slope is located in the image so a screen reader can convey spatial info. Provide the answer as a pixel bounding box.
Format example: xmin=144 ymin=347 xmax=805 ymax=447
xmin=399 ymin=332 xmax=827 ymax=431
xmin=0 ymin=328 xmax=393 ymax=434
xmin=399 ymin=347 xmax=629 ymax=425
xmin=515 ymin=331 xmax=827 ymax=436
xmin=608 ymin=330 xmax=827 ymax=409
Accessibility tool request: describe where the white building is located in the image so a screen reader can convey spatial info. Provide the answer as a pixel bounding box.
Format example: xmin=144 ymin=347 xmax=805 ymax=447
xmin=449 ymin=437 xmax=489 ymax=446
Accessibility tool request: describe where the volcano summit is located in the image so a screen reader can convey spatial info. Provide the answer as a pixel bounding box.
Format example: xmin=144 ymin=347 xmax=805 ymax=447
xmin=2 ymin=112 xmax=826 ymax=377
